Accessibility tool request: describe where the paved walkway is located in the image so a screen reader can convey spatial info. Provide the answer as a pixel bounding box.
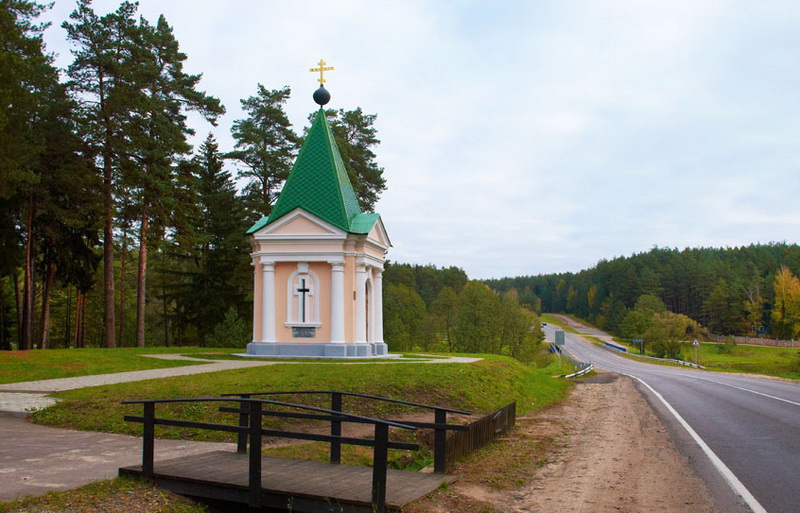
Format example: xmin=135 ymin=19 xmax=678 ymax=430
xmin=0 ymin=355 xmax=280 ymax=417
xmin=0 ymin=353 xmax=481 ymax=417
xmin=0 ymin=416 xmax=236 ymax=502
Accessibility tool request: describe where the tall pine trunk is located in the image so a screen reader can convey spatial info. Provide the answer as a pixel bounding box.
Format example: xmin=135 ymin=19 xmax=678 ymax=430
xmin=162 ymin=280 xmax=169 ymax=347
xmin=73 ymin=288 xmax=81 ymax=348
xmin=118 ymin=227 xmax=128 ymax=347
xmin=13 ymin=271 xmax=22 ymax=349
xmin=135 ymin=206 xmax=149 ymax=347
xmin=21 ymin=194 xmax=34 ymax=350
xmin=103 ymin=158 xmax=116 ymax=348
xmin=38 ymin=264 xmax=56 ymax=349
xmin=0 ymin=277 xmax=8 ymax=351
xmin=64 ymin=287 xmax=71 ymax=348
xmin=101 ymin=84 xmax=116 ymax=348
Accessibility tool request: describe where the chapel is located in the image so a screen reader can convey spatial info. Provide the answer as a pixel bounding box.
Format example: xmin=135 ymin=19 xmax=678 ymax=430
xmin=244 ymin=63 xmax=391 ymax=358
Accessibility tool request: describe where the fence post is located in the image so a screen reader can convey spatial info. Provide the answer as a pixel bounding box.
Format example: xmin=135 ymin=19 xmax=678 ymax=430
xmin=142 ymin=402 xmax=155 ymax=478
xmin=433 ymin=408 xmax=447 ymax=473
xmin=236 ymin=394 xmax=250 ymax=454
xmin=371 ymin=423 xmax=389 ymax=513
xmin=330 ymin=392 xmax=342 ymax=464
xmin=248 ymin=400 xmax=262 ymax=508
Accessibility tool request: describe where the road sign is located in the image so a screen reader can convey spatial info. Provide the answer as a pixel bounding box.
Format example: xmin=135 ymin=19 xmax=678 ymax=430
xmin=555 ymin=331 xmax=565 ymax=346
xmin=693 ymin=339 xmax=699 ymax=346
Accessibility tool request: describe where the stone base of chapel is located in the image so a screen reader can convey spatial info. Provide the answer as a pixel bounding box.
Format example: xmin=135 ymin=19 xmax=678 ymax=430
xmin=242 ymin=341 xmax=394 ymax=359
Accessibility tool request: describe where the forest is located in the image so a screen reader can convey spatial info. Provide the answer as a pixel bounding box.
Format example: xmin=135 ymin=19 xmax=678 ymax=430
xmin=1 ymin=0 xmax=390 ymax=351
xmin=486 ymin=243 xmax=800 ymax=353
xmin=2 ymin=0 xmax=544 ymax=361
xmin=6 ymin=2 xmax=797 ymax=361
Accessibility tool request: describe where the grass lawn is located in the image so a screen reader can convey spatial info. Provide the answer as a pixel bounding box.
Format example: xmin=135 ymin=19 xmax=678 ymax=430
xmin=0 ymin=477 xmax=209 ymax=513
xmin=0 ymin=347 xmax=239 ymax=385
xmin=32 ymin=354 xmax=572 ymax=442
xmin=696 ymin=343 xmax=800 ymax=378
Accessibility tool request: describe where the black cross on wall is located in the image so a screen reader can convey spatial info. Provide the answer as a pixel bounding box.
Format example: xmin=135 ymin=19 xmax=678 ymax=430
xmin=296 ymin=278 xmax=311 ymax=322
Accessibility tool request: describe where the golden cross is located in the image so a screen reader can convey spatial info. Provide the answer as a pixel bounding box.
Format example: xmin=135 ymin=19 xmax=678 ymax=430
xmin=310 ymin=59 xmax=334 ymax=84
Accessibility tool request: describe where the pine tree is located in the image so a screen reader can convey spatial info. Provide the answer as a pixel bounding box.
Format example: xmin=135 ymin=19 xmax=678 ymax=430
xmin=127 ymin=14 xmax=224 ymax=347
xmin=165 ymin=136 xmax=249 ymax=345
xmin=63 ymin=0 xmax=145 ymax=348
xmin=320 ymin=108 xmax=386 ymax=212
xmin=1 ymin=0 xmax=100 ymax=350
xmin=229 ymin=85 xmax=297 ymax=222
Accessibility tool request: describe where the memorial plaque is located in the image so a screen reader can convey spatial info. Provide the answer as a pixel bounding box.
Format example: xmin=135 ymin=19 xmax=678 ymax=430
xmin=292 ymin=327 xmax=315 ymax=338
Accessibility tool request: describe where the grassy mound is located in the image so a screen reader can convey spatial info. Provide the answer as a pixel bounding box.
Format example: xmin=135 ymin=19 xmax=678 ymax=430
xmin=33 ymin=355 xmax=571 ymax=442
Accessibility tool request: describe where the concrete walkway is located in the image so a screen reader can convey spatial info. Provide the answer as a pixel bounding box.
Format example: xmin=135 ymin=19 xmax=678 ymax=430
xmin=0 ymin=355 xmax=281 ymax=417
xmin=0 ymin=353 xmax=481 ymax=417
xmin=0 ymin=416 xmax=236 ymax=502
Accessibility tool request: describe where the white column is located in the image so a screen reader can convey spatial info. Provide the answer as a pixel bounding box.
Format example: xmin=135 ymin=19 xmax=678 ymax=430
xmin=330 ymin=261 xmax=345 ymax=343
xmin=261 ymin=261 xmax=276 ymax=343
xmin=373 ymin=268 xmax=384 ymax=343
xmin=355 ymin=263 xmax=368 ymax=343
xmin=251 ymin=260 xmax=259 ymax=342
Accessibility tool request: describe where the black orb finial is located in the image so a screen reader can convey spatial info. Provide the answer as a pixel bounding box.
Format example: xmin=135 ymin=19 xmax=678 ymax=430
xmin=313 ymin=84 xmax=331 ymax=106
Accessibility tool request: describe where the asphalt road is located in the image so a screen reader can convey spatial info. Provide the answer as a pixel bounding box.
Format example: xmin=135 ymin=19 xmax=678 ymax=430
xmin=543 ymin=323 xmax=800 ymax=513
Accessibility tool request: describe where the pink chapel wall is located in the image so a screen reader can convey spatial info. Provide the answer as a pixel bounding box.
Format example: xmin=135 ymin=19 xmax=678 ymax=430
xmin=250 ymin=239 xmax=384 ymax=345
xmin=269 ymin=215 xmax=326 ymax=235
xmin=252 ymin=257 xmax=263 ymax=341
xmin=273 ymin=261 xmax=333 ymax=343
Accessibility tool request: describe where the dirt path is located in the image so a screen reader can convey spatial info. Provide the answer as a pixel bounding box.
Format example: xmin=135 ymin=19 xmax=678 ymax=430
xmin=413 ymin=372 xmax=718 ymax=513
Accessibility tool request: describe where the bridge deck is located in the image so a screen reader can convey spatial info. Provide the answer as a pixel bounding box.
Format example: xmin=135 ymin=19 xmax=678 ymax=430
xmin=120 ymin=450 xmax=453 ymax=513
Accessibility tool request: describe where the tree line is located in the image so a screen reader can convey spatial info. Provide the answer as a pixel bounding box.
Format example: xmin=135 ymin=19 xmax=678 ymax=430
xmin=486 ymin=244 xmax=800 ymax=350
xmin=0 ymin=0 xmax=385 ymax=351
xmin=383 ymin=263 xmax=546 ymax=363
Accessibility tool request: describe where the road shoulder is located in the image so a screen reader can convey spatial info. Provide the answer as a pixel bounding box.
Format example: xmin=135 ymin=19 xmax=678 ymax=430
xmin=408 ymin=372 xmax=719 ymax=513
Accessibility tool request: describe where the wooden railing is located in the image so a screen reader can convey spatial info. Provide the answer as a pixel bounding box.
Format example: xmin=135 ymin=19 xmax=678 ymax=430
xmin=444 ymin=402 xmax=516 ymax=470
xmin=124 ymin=392 xmax=473 ymax=512
xmin=221 ymin=390 xmax=472 ymax=473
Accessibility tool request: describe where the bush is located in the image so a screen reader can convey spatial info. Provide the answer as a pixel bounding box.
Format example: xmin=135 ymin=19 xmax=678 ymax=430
xmin=204 ymin=307 xmax=250 ymax=348
xmin=716 ymin=335 xmax=738 ymax=354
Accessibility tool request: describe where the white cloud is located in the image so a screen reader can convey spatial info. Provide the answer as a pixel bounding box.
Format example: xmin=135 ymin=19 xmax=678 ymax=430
xmin=40 ymin=0 xmax=800 ymax=278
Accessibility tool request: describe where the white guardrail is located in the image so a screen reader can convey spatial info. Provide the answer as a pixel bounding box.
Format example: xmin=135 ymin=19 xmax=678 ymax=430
xmin=601 ymin=343 xmax=705 ymax=369
xmin=550 ymin=344 xmax=595 ymax=378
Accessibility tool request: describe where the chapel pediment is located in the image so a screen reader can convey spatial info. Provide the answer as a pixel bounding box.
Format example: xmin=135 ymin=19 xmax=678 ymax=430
xmin=255 ymin=208 xmax=346 ymax=238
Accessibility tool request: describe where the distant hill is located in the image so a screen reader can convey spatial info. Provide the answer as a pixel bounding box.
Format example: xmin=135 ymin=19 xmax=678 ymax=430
xmin=485 ymin=243 xmax=800 ymax=339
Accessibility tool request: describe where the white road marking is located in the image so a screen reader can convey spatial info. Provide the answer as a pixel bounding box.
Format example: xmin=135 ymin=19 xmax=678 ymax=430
xmin=626 ymin=373 xmax=768 ymax=513
xmin=681 ymin=376 xmax=800 ymax=408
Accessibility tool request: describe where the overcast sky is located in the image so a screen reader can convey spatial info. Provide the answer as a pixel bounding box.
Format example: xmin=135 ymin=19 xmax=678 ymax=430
xmin=40 ymin=0 xmax=800 ymax=279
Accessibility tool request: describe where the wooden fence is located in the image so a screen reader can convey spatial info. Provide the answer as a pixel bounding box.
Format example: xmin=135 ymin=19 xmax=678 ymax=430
xmin=445 ymin=402 xmax=516 ymax=470
xmin=708 ymin=334 xmax=797 ymax=348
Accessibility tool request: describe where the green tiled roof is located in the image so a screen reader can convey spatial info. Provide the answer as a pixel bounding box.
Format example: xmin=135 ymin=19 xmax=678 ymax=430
xmin=349 ymin=213 xmax=380 ymax=234
xmin=248 ymin=109 xmax=366 ymax=234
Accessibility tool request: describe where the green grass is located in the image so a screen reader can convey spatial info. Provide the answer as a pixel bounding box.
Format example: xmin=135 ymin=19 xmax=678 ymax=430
xmin=32 ymin=355 xmax=572 ymax=442
xmin=0 ymin=476 xmax=209 ymax=513
xmin=696 ymin=343 xmax=800 ymax=378
xmin=0 ymin=347 xmax=239 ymax=384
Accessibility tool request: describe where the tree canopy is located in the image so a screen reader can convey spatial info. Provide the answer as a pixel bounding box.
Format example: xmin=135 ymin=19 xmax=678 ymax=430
xmin=1 ymin=1 xmax=391 ymax=352
xmin=486 ymin=243 xmax=800 ymax=341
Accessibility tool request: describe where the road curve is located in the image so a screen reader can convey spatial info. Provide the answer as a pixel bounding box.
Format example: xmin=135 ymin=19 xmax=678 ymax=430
xmin=543 ymin=323 xmax=800 ymax=513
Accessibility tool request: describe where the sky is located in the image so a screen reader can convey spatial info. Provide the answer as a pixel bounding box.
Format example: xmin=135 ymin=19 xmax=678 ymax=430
xmin=39 ymin=0 xmax=800 ymax=280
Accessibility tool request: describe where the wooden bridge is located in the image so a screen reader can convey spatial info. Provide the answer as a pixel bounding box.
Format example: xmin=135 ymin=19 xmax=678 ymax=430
xmin=119 ymin=391 xmax=474 ymax=513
